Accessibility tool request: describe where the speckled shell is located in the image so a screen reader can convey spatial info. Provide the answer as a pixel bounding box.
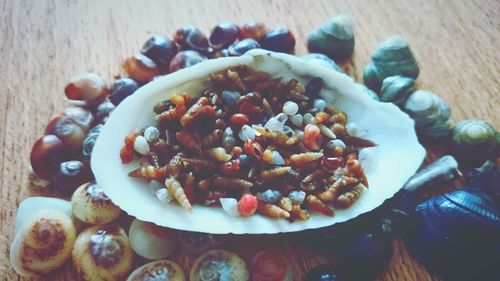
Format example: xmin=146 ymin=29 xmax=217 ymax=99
xmin=189 ymin=249 xmax=249 ymax=281
xmin=71 ymin=181 xmax=121 ymax=224
xmin=72 ymin=224 xmax=134 ymax=281
xmin=126 ymin=260 xmax=185 ymax=281
xmin=379 ymin=75 xmax=414 ymax=106
xmin=404 ymin=90 xmax=453 ymax=139
xmin=128 ymin=219 xmax=178 ymax=260
xmin=307 ymin=15 xmax=355 ymax=61
xmin=405 ymin=188 xmax=500 ymax=280
xmin=92 ymin=49 xmax=425 ymax=234
xmin=363 ymin=36 xmax=419 ymax=91
xmin=10 ymin=208 xmax=76 ymax=276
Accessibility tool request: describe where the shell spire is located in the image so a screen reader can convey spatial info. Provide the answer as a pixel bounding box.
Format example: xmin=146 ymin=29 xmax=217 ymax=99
xmin=165 ymin=177 xmax=192 ymax=212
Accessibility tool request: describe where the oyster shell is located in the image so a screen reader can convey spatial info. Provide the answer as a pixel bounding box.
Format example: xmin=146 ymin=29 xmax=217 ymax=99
xmin=92 ymin=49 xmax=425 ymax=234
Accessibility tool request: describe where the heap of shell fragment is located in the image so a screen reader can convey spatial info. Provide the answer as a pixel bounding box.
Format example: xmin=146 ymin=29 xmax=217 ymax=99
xmin=121 ymin=65 xmax=374 ymax=220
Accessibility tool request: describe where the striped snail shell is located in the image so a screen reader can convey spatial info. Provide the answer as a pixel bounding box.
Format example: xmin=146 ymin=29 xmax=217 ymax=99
xmin=72 ymin=224 xmax=134 ymax=280
xmin=190 ymin=249 xmax=249 ymax=281
xmin=128 ymin=219 xmax=178 ymax=260
xmin=126 ymin=260 xmax=185 ymax=281
xmin=10 ymin=208 xmax=76 ymax=276
xmin=71 ymin=181 xmax=121 ymax=224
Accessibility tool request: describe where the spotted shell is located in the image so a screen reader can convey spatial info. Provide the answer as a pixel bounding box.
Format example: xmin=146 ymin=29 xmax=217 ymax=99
xmin=126 ymin=260 xmax=185 ymax=281
xmin=71 ymin=181 xmax=121 ymax=224
xmin=72 ymin=224 xmax=134 ymax=281
xmin=92 ymin=49 xmax=425 ymax=234
xmin=10 ymin=208 xmax=76 ymax=276
xmin=189 ymin=249 xmax=249 ymax=281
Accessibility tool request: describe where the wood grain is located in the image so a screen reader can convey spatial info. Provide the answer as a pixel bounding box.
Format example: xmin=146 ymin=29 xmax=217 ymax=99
xmin=0 ymin=0 xmax=498 ymax=280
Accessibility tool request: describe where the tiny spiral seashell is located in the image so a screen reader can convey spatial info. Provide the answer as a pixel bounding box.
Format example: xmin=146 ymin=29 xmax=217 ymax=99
xmin=126 ymin=260 xmax=185 ymax=281
xmin=10 ymin=208 xmax=76 ymax=276
xmin=71 ymin=181 xmax=121 ymax=225
xmin=128 ymin=219 xmax=178 ymax=260
xmin=72 ymin=224 xmax=134 ymax=281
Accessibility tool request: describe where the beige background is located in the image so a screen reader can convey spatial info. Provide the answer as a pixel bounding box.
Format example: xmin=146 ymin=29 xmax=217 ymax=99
xmin=0 ymin=0 xmax=498 ymax=280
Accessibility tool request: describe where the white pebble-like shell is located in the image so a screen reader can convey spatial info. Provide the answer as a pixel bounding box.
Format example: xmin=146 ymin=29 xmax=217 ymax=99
xmin=127 ymin=260 xmax=185 ymax=281
xmin=219 ymin=198 xmax=239 ymax=217
xmin=156 ymin=187 xmax=174 ymax=203
xmin=282 ymin=101 xmax=299 ymax=115
xmin=144 ymin=126 xmax=160 ymax=143
xmin=10 ymin=208 xmax=76 ymax=276
xmin=238 ymin=125 xmax=256 ymax=141
xmin=129 ymin=219 xmax=178 ymax=260
xmin=92 ymin=50 xmax=425 ymax=234
xmin=71 ymin=182 xmax=121 ymax=224
xmin=133 ymin=135 xmax=150 ymax=155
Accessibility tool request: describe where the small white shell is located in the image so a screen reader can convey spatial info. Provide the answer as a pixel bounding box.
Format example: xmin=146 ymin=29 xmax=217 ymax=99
xmin=10 ymin=208 xmax=76 ymax=276
xmin=72 ymin=224 xmax=134 ymax=281
xmin=126 ymin=260 xmax=185 ymax=281
xmin=219 ymin=198 xmax=239 ymax=217
xmin=133 ymin=135 xmax=150 ymax=155
xmin=206 ymin=147 xmax=232 ymax=162
xmin=128 ymin=219 xmax=178 ymax=260
xmin=190 ymin=249 xmax=249 ymax=281
xmin=156 ymin=187 xmax=175 ymax=203
xmin=143 ymin=126 xmax=160 ymax=143
xmin=71 ymin=181 xmax=121 ymax=224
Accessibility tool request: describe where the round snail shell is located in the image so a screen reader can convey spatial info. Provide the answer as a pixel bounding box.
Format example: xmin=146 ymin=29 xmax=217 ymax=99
xmin=128 ymin=219 xmax=178 ymax=260
xmin=71 ymin=181 xmax=121 ymax=224
xmin=190 ymin=249 xmax=249 ymax=281
xmin=10 ymin=208 xmax=76 ymax=276
xmin=126 ymin=260 xmax=185 ymax=281
xmin=72 ymin=224 xmax=134 ymax=281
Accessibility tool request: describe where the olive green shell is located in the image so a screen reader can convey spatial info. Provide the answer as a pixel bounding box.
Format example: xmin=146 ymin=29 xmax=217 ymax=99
xmin=451 ymin=119 xmax=498 ymax=163
xmin=403 ymin=90 xmax=452 ymax=139
xmin=307 ymin=15 xmax=355 ymax=61
xmin=363 ymin=36 xmax=419 ymax=91
xmin=379 ymin=75 xmax=415 ymax=106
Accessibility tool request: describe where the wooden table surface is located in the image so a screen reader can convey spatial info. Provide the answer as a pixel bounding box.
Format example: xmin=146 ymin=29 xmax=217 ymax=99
xmin=1 ymin=0 xmax=499 ymax=280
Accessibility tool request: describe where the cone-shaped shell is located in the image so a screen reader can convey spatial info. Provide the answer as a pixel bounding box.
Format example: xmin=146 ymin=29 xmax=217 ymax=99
xmin=379 ymin=75 xmax=415 ymax=106
xmin=71 ymin=181 xmax=121 ymax=224
xmin=92 ymin=49 xmax=425 ymax=234
xmin=72 ymin=224 xmax=134 ymax=280
xmin=10 ymin=208 xmax=76 ymax=276
xmin=190 ymin=249 xmax=249 ymax=281
xmin=404 ymin=90 xmax=453 ymax=139
xmin=307 ymin=15 xmax=355 ymax=61
xmin=451 ymin=119 xmax=498 ymax=163
xmin=364 ymin=36 xmax=419 ymax=91
xmin=128 ymin=219 xmax=178 ymax=260
xmin=126 ymin=260 xmax=185 ymax=281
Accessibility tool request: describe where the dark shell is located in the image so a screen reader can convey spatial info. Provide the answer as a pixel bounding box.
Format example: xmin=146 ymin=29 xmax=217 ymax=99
xmin=94 ymin=101 xmax=115 ymax=125
xmin=169 ymin=50 xmax=207 ymax=73
xmin=260 ymin=28 xmax=296 ymax=54
xmin=141 ymin=35 xmax=178 ymax=70
xmin=469 ymin=158 xmax=500 ymax=202
xmin=227 ymin=38 xmax=261 ymax=56
xmin=209 ymin=22 xmax=240 ymax=50
xmin=173 ymin=26 xmax=209 ymax=53
xmin=405 ymin=188 xmax=500 ymax=280
xmin=108 ymin=78 xmax=140 ymax=106
xmin=304 ymin=265 xmax=340 ymax=281
xmin=177 ymin=231 xmax=230 ymax=255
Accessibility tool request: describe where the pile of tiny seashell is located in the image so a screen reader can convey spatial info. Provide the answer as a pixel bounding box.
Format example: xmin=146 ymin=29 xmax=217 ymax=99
xmin=120 ymin=65 xmax=376 ymax=220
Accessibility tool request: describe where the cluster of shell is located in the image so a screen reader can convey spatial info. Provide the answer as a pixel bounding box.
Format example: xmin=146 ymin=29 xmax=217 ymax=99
xmin=9 ymin=186 xmax=296 ymax=280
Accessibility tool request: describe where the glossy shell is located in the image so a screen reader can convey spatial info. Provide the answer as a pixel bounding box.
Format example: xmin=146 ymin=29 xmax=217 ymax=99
xmin=363 ymin=36 xmax=419 ymax=91
xmin=10 ymin=208 xmax=76 ymax=276
xmin=126 ymin=260 xmax=185 ymax=281
xmin=92 ymin=49 xmax=425 ymax=234
xmin=450 ymin=119 xmax=498 ymax=163
xmin=128 ymin=219 xmax=178 ymax=260
xmin=307 ymin=15 xmax=355 ymax=61
xmin=71 ymin=181 xmax=121 ymax=224
xmin=72 ymin=224 xmax=134 ymax=281
xmin=379 ymin=75 xmax=414 ymax=106
xmin=405 ymin=188 xmax=500 ymax=280
xmin=404 ymin=90 xmax=453 ymax=139
xmin=189 ymin=249 xmax=249 ymax=281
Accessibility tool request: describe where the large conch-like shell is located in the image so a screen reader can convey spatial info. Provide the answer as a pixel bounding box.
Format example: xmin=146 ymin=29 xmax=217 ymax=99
xmin=92 ymin=49 xmax=425 ymax=234
xmin=10 ymin=207 xmax=76 ymax=276
xmin=126 ymin=260 xmax=185 ymax=281
xmin=72 ymin=224 xmax=134 ymax=280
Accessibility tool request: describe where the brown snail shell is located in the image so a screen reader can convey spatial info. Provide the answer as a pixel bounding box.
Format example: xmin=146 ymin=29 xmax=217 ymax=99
xmin=126 ymin=260 xmax=185 ymax=281
xmin=128 ymin=219 xmax=178 ymax=260
xmin=10 ymin=208 xmax=76 ymax=276
xmin=71 ymin=181 xmax=121 ymax=224
xmin=190 ymin=249 xmax=249 ymax=281
xmin=72 ymin=224 xmax=134 ymax=281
